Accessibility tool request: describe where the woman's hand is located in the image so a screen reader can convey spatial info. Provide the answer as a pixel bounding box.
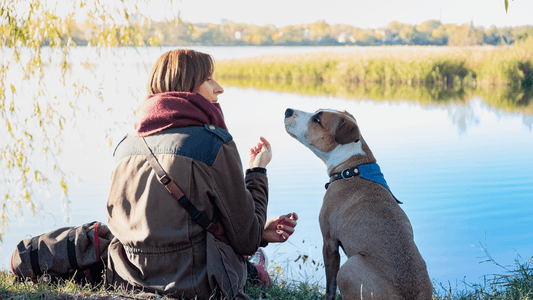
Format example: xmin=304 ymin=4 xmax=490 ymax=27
xmin=249 ymin=137 xmax=272 ymax=169
xmin=262 ymin=212 xmax=299 ymax=243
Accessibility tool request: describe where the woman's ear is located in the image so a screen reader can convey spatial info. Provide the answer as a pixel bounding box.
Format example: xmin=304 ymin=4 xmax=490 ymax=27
xmin=334 ymin=118 xmax=360 ymax=145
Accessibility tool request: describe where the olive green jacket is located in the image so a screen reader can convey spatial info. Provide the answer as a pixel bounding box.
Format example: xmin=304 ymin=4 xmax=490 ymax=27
xmin=106 ymin=125 xmax=268 ymax=299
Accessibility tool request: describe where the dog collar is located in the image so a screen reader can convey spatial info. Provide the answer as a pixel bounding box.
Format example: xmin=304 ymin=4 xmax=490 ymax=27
xmin=325 ymin=163 xmax=402 ymax=204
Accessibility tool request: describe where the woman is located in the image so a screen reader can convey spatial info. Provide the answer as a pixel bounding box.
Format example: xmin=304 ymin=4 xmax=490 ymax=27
xmin=105 ymin=49 xmax=297 ymax=299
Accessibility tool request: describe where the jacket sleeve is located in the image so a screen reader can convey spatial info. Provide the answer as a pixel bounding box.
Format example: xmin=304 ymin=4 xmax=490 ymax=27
xmin=208 ymin=139 xmax=268 ymax=256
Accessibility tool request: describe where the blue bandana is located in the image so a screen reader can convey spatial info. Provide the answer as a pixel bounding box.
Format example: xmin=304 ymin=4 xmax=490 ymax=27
xmin=326 ymin=163 xmax=402 ymax=204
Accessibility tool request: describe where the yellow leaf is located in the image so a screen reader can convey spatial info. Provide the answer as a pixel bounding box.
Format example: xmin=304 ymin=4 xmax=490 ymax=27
xmin=275 ymin=265 xmax=282 ymax=276
xmin=60 ymin=177 xmax=68 ymax=195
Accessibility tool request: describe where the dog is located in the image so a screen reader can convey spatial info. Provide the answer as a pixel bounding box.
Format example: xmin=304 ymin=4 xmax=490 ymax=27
xmin=284 ymin=108 xmax=433 ymax=300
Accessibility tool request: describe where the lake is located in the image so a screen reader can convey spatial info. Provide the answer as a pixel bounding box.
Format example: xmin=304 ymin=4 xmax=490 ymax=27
xmin=1 ymin=46 xmax=532 ymax=292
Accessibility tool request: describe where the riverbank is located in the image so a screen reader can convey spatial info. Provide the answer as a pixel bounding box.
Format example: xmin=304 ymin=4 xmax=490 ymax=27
xmin=2 ymin=255 xmax=532 ymax=299
xmin=216 ymin=38 xmax=533 ymax=94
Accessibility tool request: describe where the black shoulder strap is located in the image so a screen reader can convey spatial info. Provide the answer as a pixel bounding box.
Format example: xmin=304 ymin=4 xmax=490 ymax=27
xmin=67 ymin=229 xmax=81 ymax=273
xmin=29 ymin=237 xmax=41 ymax=278
xmin=135 ymin=136 xmax=223 ymax=238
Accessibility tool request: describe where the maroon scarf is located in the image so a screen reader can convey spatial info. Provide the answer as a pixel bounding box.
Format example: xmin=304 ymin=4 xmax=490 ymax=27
xmin=133 ymin=92 xmax=228 ymax=137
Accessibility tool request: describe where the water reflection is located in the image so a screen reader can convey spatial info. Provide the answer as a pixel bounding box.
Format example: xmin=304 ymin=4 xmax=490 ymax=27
xmin=446 ymin=101 xmax=480 ymax=134
xmin=219 ymin=78 xmax=533 ymax=131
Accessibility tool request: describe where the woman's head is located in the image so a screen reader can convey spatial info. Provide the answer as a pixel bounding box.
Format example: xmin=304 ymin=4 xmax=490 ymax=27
xmin=147 ymin=49 xmax=214 ymax=95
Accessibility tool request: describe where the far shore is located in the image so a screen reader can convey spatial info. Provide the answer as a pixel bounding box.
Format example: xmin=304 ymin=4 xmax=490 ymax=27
xmin=215 ymin=41 xmax=533 ymax=98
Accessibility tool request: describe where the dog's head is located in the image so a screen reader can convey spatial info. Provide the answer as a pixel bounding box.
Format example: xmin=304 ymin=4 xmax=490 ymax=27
xmin=284 ymin=108 xmax=372 ymax=174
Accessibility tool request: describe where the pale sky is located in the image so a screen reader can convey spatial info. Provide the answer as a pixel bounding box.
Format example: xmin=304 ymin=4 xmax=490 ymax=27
xmin=159 ymin=0 xmax=531 ymax=29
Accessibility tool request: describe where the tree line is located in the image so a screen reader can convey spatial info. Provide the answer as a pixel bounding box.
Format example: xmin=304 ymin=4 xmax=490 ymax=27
xmin=67 ymin=19 xmax=533 ymax=47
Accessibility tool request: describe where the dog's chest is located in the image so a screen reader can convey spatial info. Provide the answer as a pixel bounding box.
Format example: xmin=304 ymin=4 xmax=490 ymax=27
xmin=319 ymin=188 xmax=366 ymax=233
xmin=318 ymin=179 xmax=403 ymax=238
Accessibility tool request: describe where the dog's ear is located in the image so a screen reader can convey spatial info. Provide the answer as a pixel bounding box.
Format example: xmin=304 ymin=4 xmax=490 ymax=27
xmin=335 ymin=117 xmax=360 ymax=145
xmin=341 ymin=110 xmax=356 ymax=121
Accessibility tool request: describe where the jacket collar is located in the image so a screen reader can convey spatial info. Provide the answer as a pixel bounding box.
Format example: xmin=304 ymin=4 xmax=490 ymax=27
xmin=325 ymin=163 xmax=402 ymax=204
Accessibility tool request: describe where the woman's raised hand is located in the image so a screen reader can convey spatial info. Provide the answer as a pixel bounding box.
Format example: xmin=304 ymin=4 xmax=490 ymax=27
xmin=249 ymin=137 xmax=272 ymax=169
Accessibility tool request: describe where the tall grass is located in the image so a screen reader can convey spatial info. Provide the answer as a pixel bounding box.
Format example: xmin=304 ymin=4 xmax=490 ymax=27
xmin=433 ymin=253 xmax=533 ymax=300
xmin=217 ymin=39 xmax=533 ymax=115
xmin=216 ymin=37 xmax=533 ymax=98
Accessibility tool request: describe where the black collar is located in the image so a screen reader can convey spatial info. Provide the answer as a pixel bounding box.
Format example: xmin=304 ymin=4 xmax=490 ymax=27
xmin=325 ymin=166 xmax=360 ymax=189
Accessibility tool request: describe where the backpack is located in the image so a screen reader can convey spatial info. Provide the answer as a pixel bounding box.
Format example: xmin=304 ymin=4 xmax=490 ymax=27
xmin=11 ymin=221 xmax=114 ymax=284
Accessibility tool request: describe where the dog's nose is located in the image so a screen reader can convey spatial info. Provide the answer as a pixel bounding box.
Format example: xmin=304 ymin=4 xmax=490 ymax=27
xmin=285 ymin=108 xmax=294 ymax=118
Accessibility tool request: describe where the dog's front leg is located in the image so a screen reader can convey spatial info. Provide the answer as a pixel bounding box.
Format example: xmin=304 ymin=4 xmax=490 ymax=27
xmin=323 ymin=238 xmax=340 ymax=300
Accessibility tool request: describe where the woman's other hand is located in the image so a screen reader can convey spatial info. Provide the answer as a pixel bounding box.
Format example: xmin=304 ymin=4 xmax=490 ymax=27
xmin=249 ymin=137 xmax=272 ymax=169
xmin=261 ymin=212 xmax=299 ymax=243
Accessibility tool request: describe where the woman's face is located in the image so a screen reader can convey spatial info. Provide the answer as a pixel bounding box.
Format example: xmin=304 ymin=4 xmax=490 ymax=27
xmin=197 ymin=75 xmax=224 ymax=103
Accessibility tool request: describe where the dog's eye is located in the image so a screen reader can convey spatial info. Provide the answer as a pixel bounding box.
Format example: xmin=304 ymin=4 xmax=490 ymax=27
xmin=313 ymin=114 xmax=321 ymax=125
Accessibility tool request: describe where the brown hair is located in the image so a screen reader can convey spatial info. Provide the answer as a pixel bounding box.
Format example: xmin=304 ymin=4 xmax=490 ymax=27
xmin=147 ymin=49 xmax=214 ymax=95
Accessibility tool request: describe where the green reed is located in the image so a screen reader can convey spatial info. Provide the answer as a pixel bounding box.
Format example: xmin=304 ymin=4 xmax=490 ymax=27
xmin=216 ymin=37 xmax=533 ymax=104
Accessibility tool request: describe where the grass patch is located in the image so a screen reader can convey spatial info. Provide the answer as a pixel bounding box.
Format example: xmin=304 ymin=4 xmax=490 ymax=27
xmin=0 ymin=271 xmax=175 ymax=299
xmin=2 ymin=254 xmax=532 ymax=299
xmin=433 ymin=254 xmax=533 ymax=300
xmin=0 ymin=269 xmax=334 ymax=300
xmin=245 ymin=281 xmax=335 ymax=300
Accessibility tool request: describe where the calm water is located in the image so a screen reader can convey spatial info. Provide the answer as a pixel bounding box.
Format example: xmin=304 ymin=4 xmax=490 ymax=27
xmin=1 ymin=46 xmax=532 ymax=291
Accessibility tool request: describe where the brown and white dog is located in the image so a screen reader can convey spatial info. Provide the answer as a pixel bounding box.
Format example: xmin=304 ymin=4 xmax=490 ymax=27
xmin=284 ymin=108 xmax=433 ymax=300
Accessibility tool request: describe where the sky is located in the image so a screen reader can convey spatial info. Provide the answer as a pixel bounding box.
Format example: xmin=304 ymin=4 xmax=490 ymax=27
xmin=157 ymin=0 xmax=531 ymax=29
